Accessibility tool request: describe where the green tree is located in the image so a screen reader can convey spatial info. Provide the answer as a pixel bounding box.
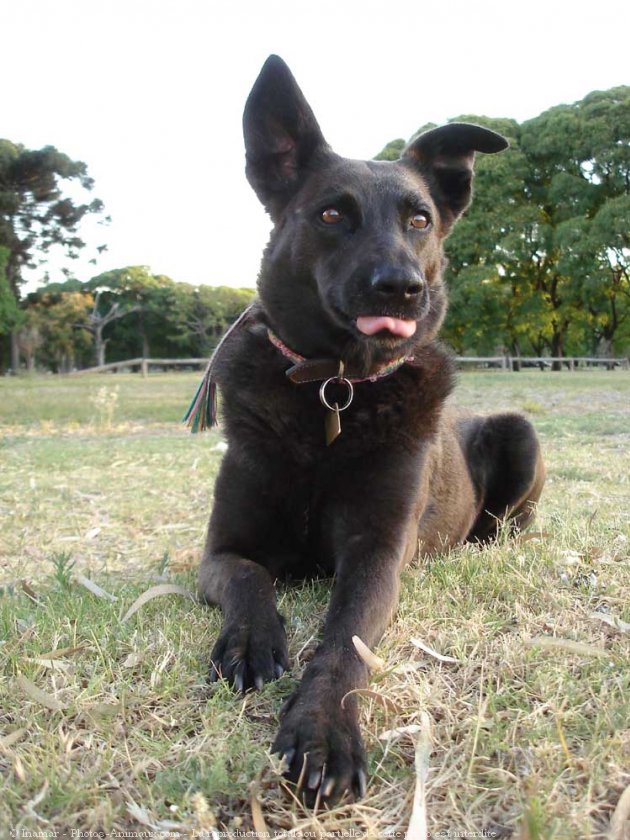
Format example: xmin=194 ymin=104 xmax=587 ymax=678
xmin=85 ymin=267 xmax=175 ymax=361
xmin=169 ymin=284 xmax=255 ymax=355
xmin=373 ymin=138 xmax=406 ymax=161
xmin=377 ymin=89 xmax=630 ymax=364
xmin=24 ymin=291 xmax=94 ymax=372
xmin=0 ymin=140 xmax=106 ymax=370
xmin=0 ymin=245 xmax=24 ymax=367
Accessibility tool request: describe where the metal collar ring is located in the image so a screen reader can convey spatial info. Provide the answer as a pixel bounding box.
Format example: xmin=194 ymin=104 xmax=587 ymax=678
xmin=319 ymin=376 xmax=354 ymax=412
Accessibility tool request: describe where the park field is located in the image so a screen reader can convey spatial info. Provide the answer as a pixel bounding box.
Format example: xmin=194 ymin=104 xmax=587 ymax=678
xmin=0 ymin=370 xmax=629 ymax=838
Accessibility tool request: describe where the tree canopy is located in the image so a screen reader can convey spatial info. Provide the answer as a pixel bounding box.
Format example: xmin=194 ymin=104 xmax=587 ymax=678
xmin=0 ymin=139 xmax=107 ymax=368
xmin=376 ymin=86 xmax=630 ymax=362
xmin=18 ymin=269 xmax=256 ymax=371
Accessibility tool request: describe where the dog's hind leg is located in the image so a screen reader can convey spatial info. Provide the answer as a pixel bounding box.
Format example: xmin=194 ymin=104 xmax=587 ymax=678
xmin=199 ymin=452 xmax=291 ymax=692
xmin=463 ymin=413 xmax=546 ymax=543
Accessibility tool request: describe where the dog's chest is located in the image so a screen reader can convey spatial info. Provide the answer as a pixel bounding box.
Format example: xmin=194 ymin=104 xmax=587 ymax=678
xmin=218 ymin=330 xmax=453 ymax=464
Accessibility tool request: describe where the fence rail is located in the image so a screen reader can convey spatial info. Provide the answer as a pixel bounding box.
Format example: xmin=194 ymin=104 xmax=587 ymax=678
xmin=69 ymin=358 xmax=208 ymax=376
xmin=456 ymin=356 xmax=629 ymax=370
xmin=69 ymin=355 xmax=629 ymax=375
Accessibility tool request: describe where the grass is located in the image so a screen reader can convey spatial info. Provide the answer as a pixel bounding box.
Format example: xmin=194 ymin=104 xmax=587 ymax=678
xmin=0 ymin=370 xmax=629 ymax=838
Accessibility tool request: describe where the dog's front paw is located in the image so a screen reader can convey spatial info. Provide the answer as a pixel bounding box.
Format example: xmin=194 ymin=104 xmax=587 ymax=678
xmin=272 ymin=685 xmax=367 ymax=805
xmin=209 ymin=610 xmax=289 ymax=692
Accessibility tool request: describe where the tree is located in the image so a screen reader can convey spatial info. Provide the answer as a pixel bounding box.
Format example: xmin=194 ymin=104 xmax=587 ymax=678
xmin=169 ymin=284 xmax=256 ymax=355
xmin=83 ymin=290 xmax=140 ymax=367
xmin=0 ymin=140 xmax=107 ymax=370
xmin=85 ymin=267 xmax=175 ymax=360
xmin=376 ymin=88 xmax=630 ymax=363
xmin=24 ymin=291 xmax=94 ymax=372
xmin=0 ymin=245 xmax=24 ymax=368
xmin=374 ymin=138 xmax=406 ymax=161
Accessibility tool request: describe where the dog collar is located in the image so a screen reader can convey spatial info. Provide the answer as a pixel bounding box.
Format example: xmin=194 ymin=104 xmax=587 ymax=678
xmin=266 ymin=328 xmax=413 ymax=385
xmin=183 ymin=302 xmax=413 ymax=434
xmin=266 ymin=328 xmax=414 ymax=446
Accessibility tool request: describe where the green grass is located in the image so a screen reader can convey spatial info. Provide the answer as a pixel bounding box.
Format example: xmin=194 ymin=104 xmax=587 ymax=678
xmin=0 ymin=371 xmax=629 ymax=837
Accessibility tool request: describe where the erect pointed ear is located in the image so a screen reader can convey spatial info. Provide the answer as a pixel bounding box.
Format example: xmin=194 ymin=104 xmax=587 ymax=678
xmin=243 ymin=55 xmax=329 ymax=217
xmin=402 ymin=123 xmax=508 ymax=229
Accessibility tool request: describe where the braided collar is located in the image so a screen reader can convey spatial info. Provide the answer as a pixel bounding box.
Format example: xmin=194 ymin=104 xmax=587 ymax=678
xmin=267 ymin=328 xmax=413 ymax=384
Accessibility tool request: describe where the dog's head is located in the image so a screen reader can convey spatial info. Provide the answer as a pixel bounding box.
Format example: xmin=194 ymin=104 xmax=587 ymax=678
xmin=244 ymin=55 xmax=507 ymax=372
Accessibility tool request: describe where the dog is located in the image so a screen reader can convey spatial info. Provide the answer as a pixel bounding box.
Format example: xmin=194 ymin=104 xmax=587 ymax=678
xmin=195 ymin=55 xmax=545 ymax=804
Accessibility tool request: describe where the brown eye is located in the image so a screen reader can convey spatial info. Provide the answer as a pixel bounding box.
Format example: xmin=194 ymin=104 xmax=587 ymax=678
xmin=321 ymin=207 xmax=343 ymax=224
xmin=410 ymin=212 xmax=430 ymax=230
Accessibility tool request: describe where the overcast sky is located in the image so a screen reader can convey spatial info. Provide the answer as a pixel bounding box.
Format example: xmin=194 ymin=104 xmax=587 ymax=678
xmin=3 ymin=0 xmax=629 ymax=292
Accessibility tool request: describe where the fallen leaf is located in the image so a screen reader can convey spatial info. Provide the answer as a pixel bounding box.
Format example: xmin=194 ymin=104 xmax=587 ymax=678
xmin=590 ymin=612 xmax=630 ymax=634
xmin=38 ymin=644 xmax=89 ymax=659
xmin=76 ymin=574 xmax=118 ymax=602
xmin=126 ymin=800 xmax=181 ymax=832
xmin=84 ymin=702 xmax=122 ymax=720
xmin=250 ymin=789 xmax=268 ymax=835
xmin=517 ymin=530 xmax=551 ymax=544
xmin=20 ymin=580 xmax=42 ymax=604
xmin=122 ymin=652 xmax=144 ymax=668
xmin=610 ymin=782 xmax=630 ymax=840
xmin=410 ymin=637 xmax=460 ymax=664
xmin=0 ymin=728 xmax=26 ymax=750
xmin=524 ymin=636 xmax=609 ymax=658
xmin=14 ymin=753 xmax=26 ymax=781
xmin=407 ymin=712 xmax=432 ymax=840
xmin=25 ymin=658 xmax=73 ymax=673
xmin=122 ymin=584 xmax=195 ymax=622
xmin=352 ymin=635 xmax=385 ymax=671
xmin=393 ymin=662 xmax=422 ymax=675
xmin=17 ymin=674 xmax=68 ymax=711
xmin=379 ymin=723 xmax=423 ymax=741
xmin=558 ymin=549 xmax=583 ymax=565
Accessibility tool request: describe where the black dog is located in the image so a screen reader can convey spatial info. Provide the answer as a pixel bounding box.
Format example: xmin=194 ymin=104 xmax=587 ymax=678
xmin=196 ymin=55 xmax=545 ymax=804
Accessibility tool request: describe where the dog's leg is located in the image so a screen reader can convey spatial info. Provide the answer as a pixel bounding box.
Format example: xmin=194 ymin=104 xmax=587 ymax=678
xmin=199 ymin=451 xmax=290 ymax=691
xmin=464 ymin=413 xmax=546 ymax=542
xmin=272 ymin=451 xmax=421 ymax=803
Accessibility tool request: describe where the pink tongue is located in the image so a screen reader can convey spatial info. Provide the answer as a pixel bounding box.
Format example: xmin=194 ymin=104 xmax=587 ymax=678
xmin=356 ymin=316 xmax=417 ymax=338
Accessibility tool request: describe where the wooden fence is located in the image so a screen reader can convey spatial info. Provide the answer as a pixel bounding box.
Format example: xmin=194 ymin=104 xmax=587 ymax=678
xmin=70 ymin=358 xmax=208 ymax=376
xmin=456 ymin=356 xmax=629 ymax=371
xmin=69 ymin=355 xmax=630 ymax=376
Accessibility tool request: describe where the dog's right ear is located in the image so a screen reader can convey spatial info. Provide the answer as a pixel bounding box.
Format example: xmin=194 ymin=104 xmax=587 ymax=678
xmin=243 ymin=55 xmax=329 ymax=217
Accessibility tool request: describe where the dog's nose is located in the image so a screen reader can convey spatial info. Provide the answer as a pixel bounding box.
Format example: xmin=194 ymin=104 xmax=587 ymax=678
xmin=370 ymin=267 xmax=424 ymax=298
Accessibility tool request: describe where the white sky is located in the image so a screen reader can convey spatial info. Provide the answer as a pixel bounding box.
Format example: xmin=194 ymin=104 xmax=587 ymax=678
xmin=3 ymin=0 xmax=629 ymax=293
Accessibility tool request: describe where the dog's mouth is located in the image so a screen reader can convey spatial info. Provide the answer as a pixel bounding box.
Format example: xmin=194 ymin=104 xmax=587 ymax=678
xmin=355 ymin=315 xmax=417 ymax=339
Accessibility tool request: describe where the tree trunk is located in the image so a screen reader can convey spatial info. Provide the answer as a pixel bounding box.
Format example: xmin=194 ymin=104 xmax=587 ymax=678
xmin=10 ymin=331 xmax=20 ymax=373
xmin=551 ymin=331 xmax=564 ymax=372
xmin=509 ymin=340 xmax=521 ymax=372
xmin=95 ymin=325 xmax=106 ymax=367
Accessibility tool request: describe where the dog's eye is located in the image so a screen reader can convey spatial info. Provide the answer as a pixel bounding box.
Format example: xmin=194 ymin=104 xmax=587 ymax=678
xmin=410 ymin=212 xmax=431 ymax=230
xmin=321 ymin=207 xmax=343 ymax=225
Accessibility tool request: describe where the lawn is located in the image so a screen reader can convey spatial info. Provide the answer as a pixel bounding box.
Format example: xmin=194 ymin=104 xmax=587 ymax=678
xmin=0 ymin=370 xmax=629 ymax=838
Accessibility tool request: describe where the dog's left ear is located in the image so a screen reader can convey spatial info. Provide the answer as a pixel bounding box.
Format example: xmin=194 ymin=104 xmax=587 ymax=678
xmin=243 ymin=55 xmax=329 ymax=217
xmin=402 ymin=123 xmax=508 ymax=229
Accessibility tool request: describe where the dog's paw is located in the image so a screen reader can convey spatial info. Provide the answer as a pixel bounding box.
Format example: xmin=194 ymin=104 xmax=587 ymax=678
xmin=272 ymin=687 xmax=367 ymax=805
xmin=208 ymin=611 xmax=289 ymax=692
